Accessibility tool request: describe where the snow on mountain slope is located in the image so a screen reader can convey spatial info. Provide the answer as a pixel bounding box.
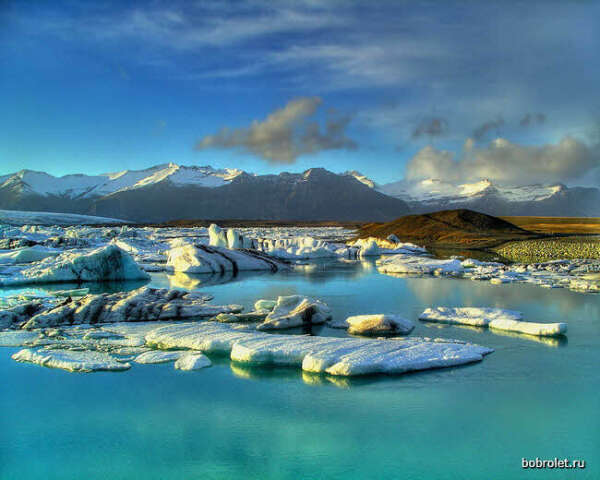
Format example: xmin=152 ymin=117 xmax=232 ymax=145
xmin=343 ymin=170 xmax=376 ymax=188
xmin=0 ymin=164 xmax=244 ymax=199
xmin=379 ymin=178 xmax=564 ymax=204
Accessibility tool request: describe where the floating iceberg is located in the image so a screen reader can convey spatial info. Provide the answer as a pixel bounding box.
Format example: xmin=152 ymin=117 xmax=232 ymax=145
xmin=145 ymin=322 xmax=493 ymax=377
xmin=2 ymin=287 xmax=242 ymax=329
xmin=346 ymin=314 xmax=415 ymax=336
xmin=0 ymin=245 xmax=150 ymax=286
xmin=488 ymin=319 xmax=567 ymax=337
xmin=349 ymin=237 xmax=427 ymax=258
xmin=419 ymin=307 xmax=567 ymax=337
xmin=256 ymin=295 xmax=332 ymax=330
xmin=0 ymin=245 xmax=60 ymax=265
xmin=12 ymin=348 xmax=131 ymax=372
xmin=419 ymin=307 xmax=523 ymax=327
xmin=377 ymin=254 xmax=464 ymax=276
xmin=167 ymin=243 xmax=288 ymax=274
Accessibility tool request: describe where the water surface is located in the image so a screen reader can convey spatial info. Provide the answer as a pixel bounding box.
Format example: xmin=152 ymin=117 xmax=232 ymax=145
xmin=1 ymin=262 xmax=598 ymax=479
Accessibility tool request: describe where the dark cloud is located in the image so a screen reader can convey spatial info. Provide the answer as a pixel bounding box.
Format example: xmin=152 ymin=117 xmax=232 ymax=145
xmin=520 ymin=113 xmax=546 ymax=127
xmin=411 ymin=117 xmax=448 ymax=139
xmin=472 ymin=117 xmax=504 ymax=140
xmin=195 ymin=97 xmax=357 ymax=164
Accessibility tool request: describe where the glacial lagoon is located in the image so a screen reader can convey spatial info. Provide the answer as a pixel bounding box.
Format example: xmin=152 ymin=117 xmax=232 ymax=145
xmin=2 ymin=261 xmax=599 ymax=479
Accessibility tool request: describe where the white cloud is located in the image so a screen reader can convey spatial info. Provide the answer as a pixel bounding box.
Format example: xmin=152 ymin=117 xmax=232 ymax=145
xmin=195 ymin=97 xmax=357 ymax=164
xmin=405 ymin=137 xmax=600 ymax=185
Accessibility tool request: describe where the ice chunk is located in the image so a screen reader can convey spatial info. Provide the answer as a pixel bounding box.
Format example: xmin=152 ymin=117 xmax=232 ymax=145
xmin=419 ymin=307 xmax=523 ymax=327
xmin=167 ymin=243 xmax=287 ymax=273
xmin=346 ymin=314 xmax=415 ymax=336
xmin=174 ymin=353 xmax=212 ymax=371
xmin=377 ymin=254 xmax=464 ymax=276
xmin=134 ymin=350 xmax=186 ymax=364
xmin=0 ymin=245 xmax=150 ymax=286
xmin=488 ymin=319 xmax=567 ymax=337
xmin=0 ymin=330 xmax=41 ymax=347
xmin=4 ymin=287 xmax=242 ymax=329
xmin=0 ymin=245 xmax=60 ymax=264
xmin=12 ymin=348 xmax=130 ymax=372
xmin=256 ymin=295 xmax=332 ymax=330
xmin=254 ymin=299 xmax=277 ymax=312
xmin=208 ymin=224 xmax=228 ymax=248
xmin=145 ymin=322 xmax=493 ymax=377
xmin=419 ymin=307 xmax=567 ymax=337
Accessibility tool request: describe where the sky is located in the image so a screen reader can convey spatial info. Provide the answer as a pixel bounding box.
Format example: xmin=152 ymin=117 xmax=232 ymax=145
xmin=1 ymin=0 xmax=599 ymax=186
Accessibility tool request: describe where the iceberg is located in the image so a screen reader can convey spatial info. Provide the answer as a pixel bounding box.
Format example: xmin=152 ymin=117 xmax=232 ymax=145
xmin=488 ymin=319 xmax=567 ymax=337
xmin=167 ymin=243 xmax=288 ymax=274
xmin=377 ymin=254 xmax=464 ymax=276
xmin=0 ymin=245 xmax=150 ymax=286
xmin=12 ymin=348 xmax=131 ymax=372
xmin=419 ymin=307 xmax=523 ymax=327
xmin=346 ymin=314 xmax=415 ymax=336
xmin=3 ymin=287 xmax=242 ymax=329
xmin=145 ymin=322 xmax=493 ymax=377
xmin=0 ymin=245 xmax=60 ymax=264
xmin=419 ymin=307 xmax=567 ymax=337
xmin=256 ymin=295 xmax=332 ymax=330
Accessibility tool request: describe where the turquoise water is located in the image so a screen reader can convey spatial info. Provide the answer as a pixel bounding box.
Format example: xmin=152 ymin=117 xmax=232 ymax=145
xmin=1 ymin=261 xmax=599 ymax=479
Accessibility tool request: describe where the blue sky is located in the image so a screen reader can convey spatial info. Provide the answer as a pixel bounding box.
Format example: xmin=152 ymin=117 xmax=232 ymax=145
xmin=1 ymin=0 xmax=599 ymax=185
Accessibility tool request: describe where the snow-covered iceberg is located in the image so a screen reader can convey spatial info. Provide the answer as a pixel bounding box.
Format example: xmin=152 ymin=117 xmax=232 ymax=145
xmin=488 ymin=319 xmax=567 ymax=337
xmin=0 ymin=245 xmax=150 ymax=286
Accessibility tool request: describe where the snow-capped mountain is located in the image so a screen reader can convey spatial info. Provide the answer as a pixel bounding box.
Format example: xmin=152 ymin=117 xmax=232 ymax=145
xmin=0 ymin=164 xmax=243 ymax=199
xmin=0 ymin=165 xmax=408 ymax=222
xmin=378 ymin=178 xmax=600 ymax=217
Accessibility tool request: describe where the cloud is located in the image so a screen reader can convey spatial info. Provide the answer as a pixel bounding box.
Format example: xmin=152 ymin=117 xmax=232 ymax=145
xmin=405 ymin=136 xmax=600 ymax=185
xmin=195 ymin=97 xmax=357 ymax=164
xmin=411 ymin=117 xmax=448 ymax=139
xmin=472 ymin=117 xmax=504 ymax=140
xmin=519 ymin=113 xmax=546 ymax=127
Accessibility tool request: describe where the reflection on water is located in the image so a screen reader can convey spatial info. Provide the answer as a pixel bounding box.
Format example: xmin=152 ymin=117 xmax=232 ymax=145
xmin=488 ymin=328 xmax=568 ymax=347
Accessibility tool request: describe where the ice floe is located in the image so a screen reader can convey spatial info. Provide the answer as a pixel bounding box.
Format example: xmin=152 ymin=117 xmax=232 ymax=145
xmin=419 ymin=307 xmax=567 ymax=337
xmin=145 ymin=322 xmax=493 ymax=376
xmin=12 ymin=348 xmax=131 ymax=372
xmin=419 ymin=307 xmax=523 ymax=327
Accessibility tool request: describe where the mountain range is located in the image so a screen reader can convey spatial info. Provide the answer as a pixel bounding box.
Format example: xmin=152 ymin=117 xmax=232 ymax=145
xmin=0 ymin=163 xmax=598 ymax=222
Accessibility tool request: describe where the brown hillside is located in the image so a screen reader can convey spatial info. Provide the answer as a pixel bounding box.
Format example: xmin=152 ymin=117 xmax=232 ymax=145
xmin=357 ymin=209 xmax=540 ymax=249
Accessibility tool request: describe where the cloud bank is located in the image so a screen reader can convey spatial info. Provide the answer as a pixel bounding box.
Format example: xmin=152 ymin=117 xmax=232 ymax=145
xmin=195 ymin=97 xmax=357 ymax=164
xmin=405 ymin=136 xmax=600 ymax=185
